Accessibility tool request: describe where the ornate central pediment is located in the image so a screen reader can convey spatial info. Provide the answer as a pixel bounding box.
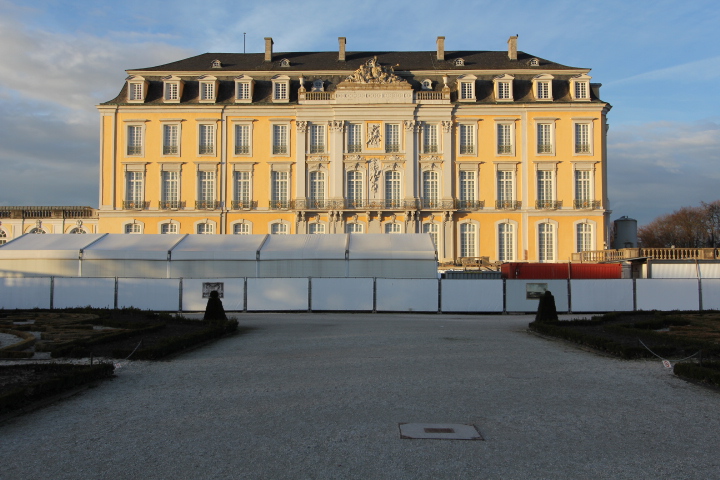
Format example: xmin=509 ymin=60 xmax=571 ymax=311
xmin=335 ymin=57 xmax=412 ymax=104
xmin=342 ymin=57 xmax=408 ymax=85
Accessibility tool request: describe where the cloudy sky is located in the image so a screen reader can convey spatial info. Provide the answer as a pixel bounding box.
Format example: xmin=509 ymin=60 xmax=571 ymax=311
xmin=0 ymin=0 xmax=718 ymax=225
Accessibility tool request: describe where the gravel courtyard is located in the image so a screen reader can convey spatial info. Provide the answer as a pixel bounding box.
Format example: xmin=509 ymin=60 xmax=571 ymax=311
xmin=2 ymin=313 xmax=718 ymax=479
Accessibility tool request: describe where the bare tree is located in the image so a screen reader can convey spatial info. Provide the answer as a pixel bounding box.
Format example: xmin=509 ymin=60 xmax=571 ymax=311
xmin=638 ymin=205 xmax=709 ymax=248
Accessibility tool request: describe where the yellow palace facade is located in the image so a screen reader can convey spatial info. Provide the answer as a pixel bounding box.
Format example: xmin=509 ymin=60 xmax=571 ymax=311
xmin=97 ymin=36 xmax=611 ymax=264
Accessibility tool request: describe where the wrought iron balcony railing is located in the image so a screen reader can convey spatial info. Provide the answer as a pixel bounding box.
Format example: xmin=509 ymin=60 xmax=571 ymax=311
xmin=575 ymin=144 xmax=591 ymax=154
xmin=195 ymin=200 xmax=220 ymax=210
xmin=347 ymin=144 xmax=362 ymax=153
xmin=309 ymin=145 xmax=326 ymax=154
xmin=159 ymin=200 xmax=185 ymax=210
xmin=235 ymin=145 xmax=250 ymax=155
xmin=198 ymin=145 xmax=214 ymax=155
xmin=269 ymin=200 xmax=294 ymax=210
xmin=123 ymin=200 xmax=149 ymax=210
xmin=294 ymin=199 xmax=344 ymax=210
xmin=497 ymin=145 xmax=512 ymax=154
xmin=163 ymin=145 xmax=179 ymax=155
xmin=421 ymin=199 xmax=455 ymax=209
xmin=231 ymin=200 xmax=258 ymax=210
xmin=496 ymin=200 xmax=521 ymax=210
xmin=273 ymin=145 xmax=288 ymax=155
xmin=385 ymin=144 xmax=400 ymax=153
xmin=535 ymin=200 xmax=563 ymax=210
xmin=455 ymin=200 xmax=485 ymax=211
xmin=126 ymin=146 xmax=142 ymax=156
xmin=459 ymin=145 xmax=475 ymax=155
xmin=574 ymin=200 xmax=601 ymax=209
xmin=537 ymin=144 xmax=553 ymax=154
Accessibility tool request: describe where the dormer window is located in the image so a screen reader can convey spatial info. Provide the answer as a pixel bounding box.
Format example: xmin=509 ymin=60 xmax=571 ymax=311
xmin=421 ymin=79 xmax=433 ymax=90
xmin=312 ymin=79 xmax=324 ymax=92
xmin=457 ymin=74 xmax=477 ymax=102
xmin=211 ymin=59 xmax=222 ymax=69
xmin=162 ymin=75 xmax=184 ymax=103
xmin=532 ymin=74 xmax=554 ymax=101
xmin=280 ymin=58 xmax=290 ymax=68
xmin=271 ymin=75 xmax=290 ymax=103
xmin=126 ymin=76 xmax=148 ymax=103
xmin=570 ymin=73 xmax=592 ymax=101
xmin=454 ymin=58 xmax=465 ymax=67
xmin=494 ymin=74 xmax=514 ymax=101
xmin=529 ymin=58 xmax=540 ymax=67
xmin=198 ymin=75 xmax=218 ymax=103
xmin=234 ymin=75 xmax=254 ymax=103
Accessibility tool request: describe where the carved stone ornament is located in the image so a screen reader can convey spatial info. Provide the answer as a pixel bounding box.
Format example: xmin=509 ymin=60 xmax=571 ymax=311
xmin=36 ymin=220 xmax=42 ymax=228
xmin=329 ymin=120 xmax=344 ymax=132
xmin=420 ymin=155 xmax=442 ymax=163
xmin=344 ymin=57 xmax=407 ymax=85
xmin=76 ymin=220 xmax=83 ymax=227
xmin=369 ymin=158 xmax=381 ymax=194
xmin=352 ymin=214 xmax=358 ymax=223
xmin=296 ymin=121 xmax=308 ymax=133
xmin=366 ymin=123 xmax=381 ymax=147
xmin=403 ymin=120 xmax=417 ymax=132
xmin=344 ymin=155 xmax=363 ymax=163
xmin=307 ymin=156 xmax=328 ymax=163
xmin=442 ymin=121 xmax=453 ymax=133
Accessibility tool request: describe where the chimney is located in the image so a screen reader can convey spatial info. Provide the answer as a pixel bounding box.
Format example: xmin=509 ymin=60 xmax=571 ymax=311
xmin=264 ymin=37 xmax=274 ymax=62
xmin=508 ymin=35 xmax=518 ymax=61
xmin=436 ymin=36 xmax=445 ymax=61
xmin=338 ymin=37 xmax=346 ymax=62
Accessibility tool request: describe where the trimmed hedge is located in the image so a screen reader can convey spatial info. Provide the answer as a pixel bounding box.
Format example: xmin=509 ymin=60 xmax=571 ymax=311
xmin=529 ymin=320 xmax=648 ymax=359
xmin=0 ymin=363 xmax=115 ymax=414
xmin=49 ymin=323 xmax=166 ymax=358
xmin=674 ymin=362 xmax=720 ymax=388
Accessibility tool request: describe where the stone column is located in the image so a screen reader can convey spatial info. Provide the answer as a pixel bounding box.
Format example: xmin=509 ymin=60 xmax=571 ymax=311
xmin=441 ymin=120 xmax=453 ymax=204
xmin=295 ymin=121 xmax=308 ymax=200
xmin=403 ymin=120 xmax=418 ymax=200
xmin=329 ymin=120 xmax=344 ymax=201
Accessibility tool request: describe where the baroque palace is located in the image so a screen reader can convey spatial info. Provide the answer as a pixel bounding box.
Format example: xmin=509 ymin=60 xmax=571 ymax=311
xmin=96 ymin=36 xmax=611 ymax=264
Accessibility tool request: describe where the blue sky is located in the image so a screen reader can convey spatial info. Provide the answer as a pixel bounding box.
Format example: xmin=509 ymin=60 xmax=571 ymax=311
xmin=0 ymin=0 xmax=718 ymax=225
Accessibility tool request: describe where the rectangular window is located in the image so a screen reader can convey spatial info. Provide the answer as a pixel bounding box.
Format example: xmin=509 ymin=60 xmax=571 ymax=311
xmin=575 ymin=82 xmax=588 ymax=99
xmin=161 ymin=223 xmax=178 ymax=234
xmin=497 ymin=124 xmax=512 ymax=155
xmin=422 ymin=171 xmax=439 ymax=208
xmin=385 ymin=124 xmax=400 ymax=153
xmin=234 ymin=171 xmax=251 ymax=208
xmin=347 ymin=124 xmax=362 ymax=153
xmin=308 ymin=223 xmax=325 ymax=234
xmin=309 ymin=124 xmax=325 ymax=153
xmin=197 ymin=223 xmax=214 ymax=234
xmin=460 ymin=82 xmax=474 ymax=100
xmin=459 ymin=125 xmax=475 ymax=155
xmin=125 ymin=171 xmax=144 ymax=207
xmin=460 ymin=223 xmax=476 ymax=257
xmin=234 ymin=223 xmax=250 ymax=234
xmin=271 ymin=171 xmax=289 ymax=209
xmin=497 ymin=170 xmax=514 ymax=209
xmin=577 ymin=223 xmax=593 ymax=252
xmin=423 ymin=124 xmax=438 ymax=153
xmin=423 ymin=223 xmax=439 ymax=247
xmin=537 ymin=170 xmax=554 ymax=208
xmin=271 ymin=223 xmax=288 ymax=234
xmin=237 ymin=82 xmax=250 ymax=100
xmin=575 ymin=124 xmax=591 ymax=153
xmin=165 ymin=83 xmax=178 ymax=101
xmin=163 ymin=124 xmax=179 ymax=155
xmin=384 ymin=171 xmax=401 ymax=208
xmin=309 ymin=171 xmax=325 ymax=208
xmin=200 ymin=82 xmax=214 ymax=101
xmin=385 ymin=223 xmax=401 ymax=234
xmin=274 ymin=82 xmax=287 ymax=100
xmin=498 ymin=223 xmax=515 ymax=262
xmin=235 ymin=124 xmax=250 ymax=154
xmin=536 ymin=81 xmax=549 ymax=99
xmin=127 ymin=125 xmax=143 ymax=156
xmin=574 ymin=170 xmax=593 ymax=208
xmin=272 ymin=124 xmax=288 ymax=155
xmin=497 ymin=82 xmax=511 ymax=99
xmin=346 ymin=171 xmax=363 ymax=207
xmin=346 ymin=223 xmax=363 ymax=234
xmin=197 ymin=171 xmax=215 ymax=208
xmin=537 ymin=124 xmax=553 ymax=154
xmin=199 ymin=124 xmax=215 ymax=155
xmin=538 ymin=223 xmax=555 ymax=262
xmin=459 ymin=171 xmax=476 ymax=208
xmin=129 ymin=83 xmax=143 ymax=101
xmin=161 ymin=171 xmax=180 ymax=209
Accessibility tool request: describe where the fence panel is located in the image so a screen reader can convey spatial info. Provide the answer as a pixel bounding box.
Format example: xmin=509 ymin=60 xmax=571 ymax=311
xmin=0 ymin=277 xmax=51 ymax=309
xmin=181 ymin=278 xmax=245 ymax=312
xmin=570 ymin=279 xmax=634 ymax=312
xmin=53 ymin=277 xmax=115 ymax=309
xmin=506 ymin=280 xmax=569 ymax=313
xmin=117 ymin=278 xmax=181 ymax=310
xmin=650 ymin=263 xmax=698 ymax=279
xmin=247 ymin=278 xmax=309 ymax=311
xmin=440 ymin=280 xmax=503 ymax=312
xmin=636 ymin=279 xmax=699 ymax=311
xmin=311 ymin=278 xmax=373 ymax=311
xmin=700 ymin=279 xmax=720 ymax=310
xmin=376 ymin=279 xmax=438 ymax=312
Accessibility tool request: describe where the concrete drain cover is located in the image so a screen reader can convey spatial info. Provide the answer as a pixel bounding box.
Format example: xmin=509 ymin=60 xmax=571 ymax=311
xmin=399 ymin=423 xmax=483 ymax=440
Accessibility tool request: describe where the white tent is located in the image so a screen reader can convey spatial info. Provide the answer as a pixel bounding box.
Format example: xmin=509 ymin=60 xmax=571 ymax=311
xmin=0 ymin=233 xmax=437 ymax=279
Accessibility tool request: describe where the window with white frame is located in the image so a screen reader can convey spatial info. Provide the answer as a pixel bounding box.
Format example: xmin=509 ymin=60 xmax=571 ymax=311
xmin=127 ymin=125 xmax=143 ymax=156
xmin=272 ymin=75 xmax=290 ymax=102
xmin=537 ymin=123 xmax=553 ymax=154
xmin=570 ymin=74 xmax=591 ymax=101
xmin=163 ymin=124 xmax=179 ymax=155
xmin=574 ymin=123 xmax=591 ymax=154
xmin=129 ymin=83 xmax=143 ymax=101
xmin=198 ymin=124 xmax=215 ymax=155
xmin=346 ymin=223 xmax=363 ymax=234
xmin=161 ymin=170 xmax=180 ymax=209
xmin=459 ymin=124 xmax=475 ymax=155
xmin=270 ymin=222 xmax=288 ymax=234
xmin=421 ymin=79 xmax=432 ymax=90
xmin=197 ymin=223 xmax=214 ymax=234
xmin=385 ymin=124 xmax=400 ymax=153
xmin=199 ymin=80 xmax=216 ymax=102
xmin=165 ymin=82 xmax=179 ymax=101
xmin=538 ymin=223 xmax=556 ymax=262
xmin=235 ymin=124 xmax=250 ymax=155
xmin=576 ymin=223 xmax=593 ymax=252
xmin=0 ymin=229 xmax=6 ymax=245
xmin=494 ymin=74 xmax=514 ymax=101
xmin=423 ymin=223 xmax=439 ymax=247
xmin=346 ymin=170 xmax=363 ymax=207
xmin=235 ymin=76 xmax=253 ymax=102
xmin=422 ymin=170 xmax=439 ymax=208
xmin=574 ymin=169 xmax=593 ymax=208
xmin=384 ymin=171 xmax=401 ymax=208
xmin=496 ymin=169 xmax=515 ymax=209
xmin=575 ymin=82 xmax=588 ymax=99
xmin=308 ymin=223 xmax=325 ymax=234
xmin=385 ymin=223 xmax=401 ymax=234
xmin=459 ymin=170 xmax=477 ymax=208
xmin=308 ymin=171 xmax=325 ymax=208
xmin=234 ymin=171 xmax=252 ymax=209
xmin=272 ymin=124 xmax=288 ymax=155
xmin=197 ymin=170 xmax=216 ymax=209
xmin=347 ymin=124 xmax=362 ymax=153
xmin=161 ymin=223 xmax=178 ymax=234
xmin=127 ymin=77 xmax=146 ymax=102
xmin=125 ymin=171 xmax=144 ymax=208
xmin=498 ymin=223 xmax=515 ymax=262
xmin=459 ymin=223 xmax=477 ymax=257
xmin=125 ymin=223 xmax=141 ymax=234
xmin=309 ymin=123 xmax=326 ymax=153
xmin=496 ymin=123 xmax=513 ymax=155
xmin=423 ymin=123 xmax=439 ymax=153
xmin=271 ymin=170 xmax=289 ymax=209
xmin=532 ymin=74 xmax=553 ymax=101
xmin=536 ymin=169 xmax=555 ymax=208
xmin=458 ymin=75 xmax=476 ymax=101
xmin=233 ymin=223 xmax=250 ymax=234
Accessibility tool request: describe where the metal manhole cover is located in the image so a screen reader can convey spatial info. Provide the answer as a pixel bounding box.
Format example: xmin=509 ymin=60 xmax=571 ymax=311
xmin=399 ymin=423 xmax=483 ymax=440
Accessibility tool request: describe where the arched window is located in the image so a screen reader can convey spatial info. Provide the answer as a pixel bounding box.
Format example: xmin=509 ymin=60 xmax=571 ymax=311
xmin=345 ymin=223 xmax=363 ymax=234
xmin=270 ymin=223 xmax=288 ymax=235
xmin=422 ymin=223 xmax=439 ymax=247
xmin=384 ymin=171 xmax=401 ymax=208
xmin=538 ymin=223 xmax=556 ymax=262
xmin=197 ymin=223 xmax=214 ymax=234
xmin=0 ymin=229 xmax=7 ymax=245
xmin=69 ymin=228 xmax=86 ymax=234
xmin=459 ymin=223 xmax=476 ymax=257
xmin=308 ymin=171 xmax=325 ymax=208
xmin=308 ymin=223 xmax=325 ymax=234
xmin=160 ymin=223 xmax=178 ymax=234
xmin=385 ymin=223 xmax=401 ymax=234
xmin=29 ymin=228 xmax=46 ymax=234
xmin=576 ymin=223 xmax=593 ymax=252
xmin=233 ymin=223 xmax=250 ymax=235
xmin=124 ymin=224 xmax=141 ymax=234
xmin=498 ymin=223 xmax=515 ymax=262
xmin=422 ymin=170 xmax=439 ymax=208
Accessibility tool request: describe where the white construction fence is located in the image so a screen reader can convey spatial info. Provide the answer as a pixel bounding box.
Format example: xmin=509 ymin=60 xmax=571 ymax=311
xmin=0 ymin=277 xmax=711 ymax=313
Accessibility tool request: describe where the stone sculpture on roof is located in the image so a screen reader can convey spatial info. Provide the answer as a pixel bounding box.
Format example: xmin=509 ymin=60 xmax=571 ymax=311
xmin=344 ymin=56 xmax=406 ymax=84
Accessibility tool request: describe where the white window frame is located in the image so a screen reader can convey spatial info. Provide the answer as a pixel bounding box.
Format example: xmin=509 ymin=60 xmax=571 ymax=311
xmin=309 ymin=123 xmax=326 ymax=154
xmin=160 ymin=222 xmax=179 ymax=234
xmin=271 ymin=123 xmax=290 ymax=156
xmin=198 ymin=76 xmax=218 ymax=103
xmin=459 ymin=222 xmax=478 ymax=258
xmin=126 ymin=76 xmax=147 ymax=103
xmin=197 ymin=168 xmax=217 ymax=209
xmin=573 ymin=165 xmax=595 ymax=209
xmin=124 ymin=223 xmax=142 ymax=234
xmin=495 ymin=121 xmax=515 ymax=156
xmin=198 ymin=122 xmax=216 ymax=156
xmin=162 ymin=75 xmax=183 ymax=103
xmin=346 ymin=123 xmax=362 ymax=153
xmin=385 ymin=123 xmax=400 ymax=153
xmin=384 ymin=170 xmax=402 ymax=208
xmin=384 ymin=222 xmax=402 ymax=234
xmin=570 ymin=74 xmax=592 ymax=101
xmin=537 ymin=221 xmax=558 ymax=263
xmin=232 ymin=222 xmax=252 ymax=235
xmin=345 ymin=222 xmax=364 ymax=234
xmin=125 ymin=123 xmax=145 ymax=157
xmin=422 ymin=222 xmax=440 ymax=251
xmin=575 ymin=221 xmax=595 ymax=253
xmin=234 ymin=75 xmax=254 ymax=103
xmin=233 ymin=166 xmax=253 ymax=210
xmin=271 ymin=75 xmax=290 ymax=103
xmin=308 ymin=169 xmax=326 ymax=207
xmin=124 ymin=168 xmax=145 ymax=209
xmin=233 ymin=121 xmax=253 ymax=156
xmin=457 ymin=74 xmax=477 ymax=102
xmin=532 ymin=74 xmax=553 ymax=101
xmin=573 ymin=120 xmax=594 ymax=155
xmin=161 ymin=122 xmax=181 ymax=156
xmin=422 ymin=169 xmax=440 ymax=208
xmin=496 ymin=165 xmax=516 ymax=209
xmin=160 ymin=167 xmax=181 ymax=209
xmin=270 ymin=168 xmax=290 ymax=209
xmin=535 ymin=165 xmax=556 ymax=209
xmin=270 ymin=221 xmax=289 ymax=235
xmin=494 ymin=74 xmax=514 ymax=101
xmin=0 ymin=229 xmax=7 ymax=245
xmin=308 ymin=223 xmax=326 ymax=234
xmin=346 ymin=170 xmax=364 ymax=207
xmin=497 ymin=221 xmax=517 ymax=262
xmin=422 ymin=123 xmax=439 ymax=154
xmin=458 ymin=168 xmax=478 ymax=209
xmin=458 ymin=123 xmax=476 ymax=155
xmin=196 ymin=222 xmax=215 ymax=234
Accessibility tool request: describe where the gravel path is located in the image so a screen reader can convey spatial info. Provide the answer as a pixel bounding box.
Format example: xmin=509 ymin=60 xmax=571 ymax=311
xmin=1 ymin=314 xmax=718 ymax=479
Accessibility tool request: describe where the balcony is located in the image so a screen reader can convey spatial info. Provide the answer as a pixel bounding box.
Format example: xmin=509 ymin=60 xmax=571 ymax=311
xmin=294 ymin=199 xmax=343 ymax=210
xmin=1 ymin=207 xmax=96 ymax=219
xmin=299 ymin=91 xmax=334 ymax=102
xmin=269 ymin=200 xmax=294 ymax=210
xmin=573 ymin=248 xmax=720 ymax=263
xmin=414 ymin=91 xmax=451 ymax=103
xmin=231 ymin=200 xmax=257 ymax=210
xmin=574 ymin=200 xmax=601 ymax=210
xmin=159 ymin=200 xmax=185 ymax=210
xmin=496 ymin=200 xmax=521 ymax=210
xmin=195 ymin=200 xmax=220 ymax=210
xmin=456 ymin=200 xmax=485 ymax=211
xmin=123 ymin=200 xmax=149 ymax=210
xmin=421 ymin=199 xmax=455 ymax=209
xmin=163 ymin=145 xmax=179 ymax=155
xmin=535 ymin=200 xmax=562 ymax=210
